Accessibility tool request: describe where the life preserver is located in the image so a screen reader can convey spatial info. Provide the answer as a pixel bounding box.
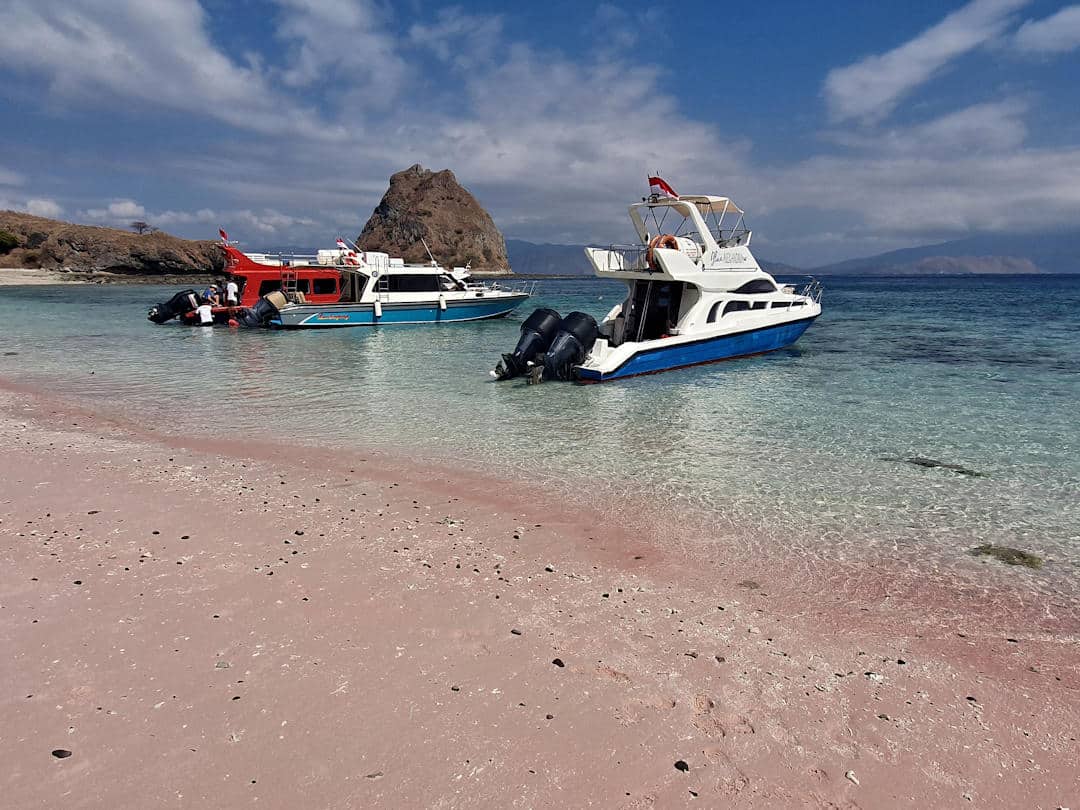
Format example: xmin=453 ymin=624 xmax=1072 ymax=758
xmin=646 ymin=234 xmax=679 ymax=270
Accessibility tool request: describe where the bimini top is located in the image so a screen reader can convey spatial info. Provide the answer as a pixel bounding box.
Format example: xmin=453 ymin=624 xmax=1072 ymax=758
xmin=632 ymin=195 xmax=744 ymax=216
xmin=628 ymin=194 xmax=749 ymax=252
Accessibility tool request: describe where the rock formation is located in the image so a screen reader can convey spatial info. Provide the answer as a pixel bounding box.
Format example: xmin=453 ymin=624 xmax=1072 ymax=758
xmin=0 ymin=211 xmax=224 ymax=275
xmin=357 ymin=165 xmax=510 ymax=273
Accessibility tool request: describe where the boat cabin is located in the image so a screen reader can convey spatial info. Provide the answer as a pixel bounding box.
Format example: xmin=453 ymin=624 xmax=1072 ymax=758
xmin=222 ymin=245 xmax=344 ymax=307
xmin=221 ymin=244 xmax=478 ymax=307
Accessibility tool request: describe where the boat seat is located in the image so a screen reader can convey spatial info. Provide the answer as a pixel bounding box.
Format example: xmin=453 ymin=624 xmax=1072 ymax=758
xmin=294 ymin=291 xmax=307 ymax=304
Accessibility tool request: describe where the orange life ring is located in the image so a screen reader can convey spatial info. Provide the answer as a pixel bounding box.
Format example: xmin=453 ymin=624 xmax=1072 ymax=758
xmin=646 ymin=234 xmax=679 ymax=270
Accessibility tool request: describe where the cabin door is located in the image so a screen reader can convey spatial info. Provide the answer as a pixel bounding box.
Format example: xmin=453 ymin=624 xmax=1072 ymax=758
xmin=624 ymin=280 xmax=652 ymax=343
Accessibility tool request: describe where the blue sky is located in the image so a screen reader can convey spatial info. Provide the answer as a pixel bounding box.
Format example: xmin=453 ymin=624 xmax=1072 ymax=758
xmin=1 ymin=0 xmax=1079 ymax=264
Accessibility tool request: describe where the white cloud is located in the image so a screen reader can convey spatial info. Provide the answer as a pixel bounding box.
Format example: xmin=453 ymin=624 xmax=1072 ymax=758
xmin=408 ymin=7 xmax=504 ymax=67
xmin=0 ymin=0 xmax=344 ymax=140
xmin=274 ymin=0 xmax=408 ymax=104
xmin=762 ymin=143 xmax=1080 ymax=242
xmin=1014 ymin=4 xmax=1080 ymax=52
xmin=0 ymin=165 xmax=24 ymax=186
xmin=25 ymin=198 xmax=63 ymax=218
xmin=827 ymin=99 xmax=1029 ymax=155
xmin=84 ymin=199 xmax=146 ymax=222
xmin=824 ymin=0 xmax=1030 ymax=123
xmin=146 ymin=206 xmax=318 ymax=236
xmin=4 ymin=2 xmax=1080 ymax=264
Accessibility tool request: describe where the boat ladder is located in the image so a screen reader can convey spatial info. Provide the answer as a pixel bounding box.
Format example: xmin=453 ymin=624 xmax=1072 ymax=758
xmin=280 ymin=268 xmax=299 ymax=300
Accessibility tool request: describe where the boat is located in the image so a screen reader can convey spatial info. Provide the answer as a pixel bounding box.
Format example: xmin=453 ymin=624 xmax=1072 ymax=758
xmin=491 ymin=178 xmax=822 ymax=382
xmin=148 ymin=235 xmax=535 ymax=327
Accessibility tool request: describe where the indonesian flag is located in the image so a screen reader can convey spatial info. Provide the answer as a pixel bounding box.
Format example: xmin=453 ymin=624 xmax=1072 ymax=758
xmin=218 ymin=228 xmax=229 ymax=242
xmin=648 ymin=176 xmax=678 ymax=199
xmin=337 ymin=237 xmax=360 ymax=265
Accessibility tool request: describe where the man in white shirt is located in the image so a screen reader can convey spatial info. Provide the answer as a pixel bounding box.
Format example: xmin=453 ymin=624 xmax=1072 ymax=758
xmin=225 ymin=279 xmax=239 ymax=306
xmin=196 ymin=302 xmax=214 ymax=326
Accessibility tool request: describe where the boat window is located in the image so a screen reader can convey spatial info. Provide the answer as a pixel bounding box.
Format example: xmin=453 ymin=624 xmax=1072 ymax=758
xmin=313 ymin=278 xmax=337 ymax=295
xmin=438 ymin=274 xmax=463 ymax=291
xmin=772 ymin=301 xmax=791 ymax=308
xmin=707 ymin=301 xmax=723 ymax=323
xmin=732 ymin=279 xmax=777 ymax=294
xmin=751 ymin=301 xmax=768 ymax=310
xmin=339 ymin=273 xmax=368 ymax=302
xmin=386 ymin=274 xmax=441 ymax=293
xmin=723 ymin=300 xmax=751 ymax=317
xmin=295 ymin=279 xmax=310 ymax=294
xmin=258 ymin=280 xmax=281 ymax=296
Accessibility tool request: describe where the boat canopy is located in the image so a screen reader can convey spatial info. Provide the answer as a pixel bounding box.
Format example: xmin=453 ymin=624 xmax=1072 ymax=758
xmin=636 ymin=195 xmax=744 ymax=216
xmin=628 ymin=194 xmax=750 ymax=251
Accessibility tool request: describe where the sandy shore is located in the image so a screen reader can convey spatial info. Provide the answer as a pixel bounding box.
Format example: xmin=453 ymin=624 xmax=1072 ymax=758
xmin=1 ymin=385 xmax=1077 ymax=808
xmin=0 ymin=268 xmax=86 ymax=285
xmin=0 ymin=268 xmax=216 ymax=286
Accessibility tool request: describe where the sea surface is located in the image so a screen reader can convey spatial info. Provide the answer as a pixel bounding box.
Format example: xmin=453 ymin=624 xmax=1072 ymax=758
xmin=2 ymin=275 xmax=1078 ymax=599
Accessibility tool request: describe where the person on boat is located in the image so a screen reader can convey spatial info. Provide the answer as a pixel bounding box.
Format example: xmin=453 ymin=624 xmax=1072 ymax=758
xmin=195 ymin=300 xmax=214 ymax=327
xmin=224 ymin=279 xmax=239 ymax=307
xmin=202 ymin=284 xmax=220 ymax=306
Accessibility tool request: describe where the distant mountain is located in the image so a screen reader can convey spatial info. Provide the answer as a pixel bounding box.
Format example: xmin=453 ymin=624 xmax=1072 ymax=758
xmin=812 ymin=231 xmax=1080 ymax=275
xmin=506 ymin=238 xmax=799 ymax=276
xmin=506 ymin=239 xmax=591 ymax=275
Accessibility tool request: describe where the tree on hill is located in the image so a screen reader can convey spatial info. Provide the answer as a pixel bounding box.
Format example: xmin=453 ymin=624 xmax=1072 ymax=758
xmin=130 ymin=221 xmax=151 ymax=235
xmin=0 ymin=230 xmax=19 ymax=254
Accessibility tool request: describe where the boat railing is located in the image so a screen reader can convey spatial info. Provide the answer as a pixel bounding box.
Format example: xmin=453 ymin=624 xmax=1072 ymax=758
xmin=483 ymin=278 xmax=539 ymax=296
xmin=795 ymin=276 xmax=823 ymax=303
xmin=600 ymin=245 xmax=650 ymax=272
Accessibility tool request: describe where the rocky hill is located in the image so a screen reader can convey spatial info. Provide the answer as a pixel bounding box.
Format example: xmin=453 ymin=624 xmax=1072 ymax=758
xmin=357 ymin=165 xmax=510 ymax=273
xmin=0 ymin=210 xmax=224 ymax=275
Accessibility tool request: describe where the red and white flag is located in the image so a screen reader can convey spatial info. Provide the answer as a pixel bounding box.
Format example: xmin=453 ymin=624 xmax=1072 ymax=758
xmin=648 ymin=176 xmax=678 ymax=199
xmin=337 ymin=238 xmax=360 ymax=264
xmin=218 ymin=228 xmax=229 ymax=242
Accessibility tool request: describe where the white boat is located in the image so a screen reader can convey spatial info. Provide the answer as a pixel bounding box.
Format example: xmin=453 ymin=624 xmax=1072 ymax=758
xmin=491 ymin=182 xmax=821 ymax=383
xmin=578 ymin=187 xmax=821 ymax=380
xmin=267 ymin=248 xmax=535 ymax=329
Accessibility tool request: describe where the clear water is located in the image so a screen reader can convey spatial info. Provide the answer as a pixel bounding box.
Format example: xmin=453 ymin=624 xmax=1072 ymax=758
xmin=2 ymin=276 xmax=1078 ymax=598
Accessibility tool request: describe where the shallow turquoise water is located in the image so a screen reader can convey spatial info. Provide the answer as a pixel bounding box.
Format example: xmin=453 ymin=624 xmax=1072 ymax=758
xmin=2 ymin=276 xmax=1078 ymax=592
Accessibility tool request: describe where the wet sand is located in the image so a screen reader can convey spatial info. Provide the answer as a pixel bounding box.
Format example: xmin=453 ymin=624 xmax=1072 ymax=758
xmin=1 ymin=385 xmax=1077 ymax=808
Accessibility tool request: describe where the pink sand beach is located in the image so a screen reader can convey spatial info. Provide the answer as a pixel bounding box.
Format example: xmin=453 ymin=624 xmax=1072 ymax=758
xmin=1 ymin=383 xmax=1077 ymax=808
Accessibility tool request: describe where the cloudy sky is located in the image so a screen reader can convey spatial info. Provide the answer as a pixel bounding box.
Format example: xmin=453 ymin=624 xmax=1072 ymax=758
xmin=1 ymin=0 xmax=1079 ymax=264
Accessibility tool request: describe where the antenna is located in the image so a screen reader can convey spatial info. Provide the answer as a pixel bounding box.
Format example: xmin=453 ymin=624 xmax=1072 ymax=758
xmin=420 ymin=237 xmax=438 ymax=266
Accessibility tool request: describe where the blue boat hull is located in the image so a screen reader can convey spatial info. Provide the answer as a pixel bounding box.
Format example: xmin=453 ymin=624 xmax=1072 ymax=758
xmin=272 ymin=294 xmax=529 ymax=328
xmin=575 ymin=316 xmax=817 ymax=382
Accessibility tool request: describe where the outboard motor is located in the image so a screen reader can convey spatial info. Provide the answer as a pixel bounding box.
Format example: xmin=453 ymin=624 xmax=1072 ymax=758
xmin=540 ymin=311 xmax=599 ymax=382
xmin=492 ymin=307 xmax=562 ymax=380
xmin=147 ymin=289 xmax=199 ymax=324
xmin=236 ymin=291 xmax=287 ymax=328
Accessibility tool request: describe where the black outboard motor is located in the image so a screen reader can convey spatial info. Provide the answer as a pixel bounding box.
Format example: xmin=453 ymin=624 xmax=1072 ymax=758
xmin=541 ymin=311 xmax=599 ymax=382
xmin=147 ymin=289 xmax=199 ymax=324
xmin=236 ymin=290 xmax=287 ymax=328
xmin=492 ymin=307 xmax=562 ymax=380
